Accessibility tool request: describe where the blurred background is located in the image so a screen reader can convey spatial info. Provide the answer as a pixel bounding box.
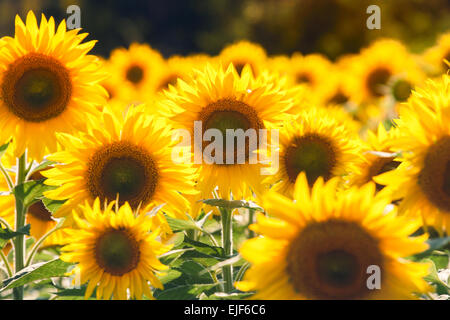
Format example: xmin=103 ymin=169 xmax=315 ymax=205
xmin=0 ymin=0 xmax=449 ymax=59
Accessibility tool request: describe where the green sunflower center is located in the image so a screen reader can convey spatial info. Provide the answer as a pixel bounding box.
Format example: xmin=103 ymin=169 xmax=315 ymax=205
xmin=126 ymin=65 xmax=144 ymax=84
xmin=101 ymin=158 xmax=148 ymax=201
xmin=284 ymin=134 xmax=337 ymax=186
xmin=418 ymin=136 xmax=450 ymax=212
xmin=2 ymin=53 xmax=72 ymax=122
xmin=95 ymin=229 xmax=140 ymax=276
xmin=317 ymin=250 xmax=358 ymax=287
xmin=367 ymin=67 xmax=391 ymax=97
xmin=200 ymin=99 xmax=264 ymax=164
xmin=286 ymin=220 xmax=383 ymax=299
xmin=392 ymin=80 xmax=412 ymax=102
xmin=87 ymin=141 xmax=159 ymax=209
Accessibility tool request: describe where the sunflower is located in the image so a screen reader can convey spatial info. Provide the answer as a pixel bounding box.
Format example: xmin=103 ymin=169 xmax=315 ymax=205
xmin=423 ymin=32 xmax=450 ymax=75
xmin=0 ymin=11 xmax=107 ymax=160
xmin=236 ymin=173 xmax=431 ymax=299
xmin=375 ymin=75 xmax=450 ymax=231
xmin=218 ymin=41 xmax=267 ymax=76
xmin=159 ymin=63 xmax=300 ymax=200
xmin=349 ymin=124 xmax=400 ymax=190
xmin=60 ymin=198 xmax=171 ymax=300
xmin=108 ymin=43 xmax=165 ymax=101
xmin=42 ymin=105 xmax=198 ymax=223
xmin=283 ymin=53 xmax=333 ymax=102
xmin=263 ymin=108 xmax=362 ymax=198
xmin=348 ymin=39 xmax=424 ymax=104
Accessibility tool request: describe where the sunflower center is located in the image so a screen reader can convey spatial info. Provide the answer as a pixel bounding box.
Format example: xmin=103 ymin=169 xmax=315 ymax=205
xmin=392 ymin=80 xmax=412 ymax=102
xmin=95 ymin=229 xmax=140 ymax=276
xmin=317 ymin=250 xmax=359 ymax=287
xmin=87 ymin=141 xmax=159 ymax=208
xmin=367 ymin=67 xmax=391 ymax=97
xmin=296 ymin=72 xmax=312 ymax=84
xmin=286 ymin=220 xmax=383 ymax=300
xmin=2 ymin=53 xmax=72 ymax=122
xmin=328 ymin=91 xmax=349 ymax=105
xmin=199 ymin=99 xmax=263 ymax=164
xmin=419 ymin=136 xmax=450 ymax=211
xmin=126 ymin=65 xmax=144 ymax=84
xmin=284 ymin=134 xmax=337 ymax=186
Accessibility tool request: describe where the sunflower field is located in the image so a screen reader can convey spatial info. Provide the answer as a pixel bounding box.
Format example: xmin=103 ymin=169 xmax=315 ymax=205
xmin=0 ymin=4 xmax=450 ymax=302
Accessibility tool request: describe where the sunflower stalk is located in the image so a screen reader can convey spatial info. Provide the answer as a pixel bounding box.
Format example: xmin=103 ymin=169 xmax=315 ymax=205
xmin=219 ymin=207 xmax=233 ymax=293
xmin=13 ymin=153 xmax=27 ymax=300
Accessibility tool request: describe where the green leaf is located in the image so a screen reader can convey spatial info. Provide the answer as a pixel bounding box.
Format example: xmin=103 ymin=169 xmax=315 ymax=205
xmin=0 ymin=142 xmax=9 ymax=159
xmin=427 ymin=237 xmax=450 ymax=251
xmin=183 ymin=237 xmax=225 ymax=258
xmin=29 ymin=160 xmax=56 ymax=177
xmin=158 ymin=269 xmax=183 ymax=285
xmin=166 ymin=215 xmax=199 ymax=232
xmin=0 ymin=224 xmax=30 ymax=249
xmin=0 ymin=259 xmax=74 ymax=292
xmin=13 ymin=179 xmax=56 ymax=209
xmin=154 ymin=283 xmax=219 ymax=300
xmin=423 ymin=259 xmax=450 ymax=295
xmin=200 ymin=199 xmax=263 ymax=211
xmin=41 ymin=198 xmax=66 ymax=214
xmin=180 ymin=260 xmax=215 ymax=284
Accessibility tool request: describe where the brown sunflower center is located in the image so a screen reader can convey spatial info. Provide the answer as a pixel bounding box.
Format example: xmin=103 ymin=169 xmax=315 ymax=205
xmin=199 ymin=99 xmax=263 ymax=164
xmin=126 ymin=65 xmax=144 ymax=84
xmin=418 ymin=136 xmax=450 ymax=212
xmin=296 ymin=72 xmax=313 ymax=85
xmin=284 ymin=134 xmax=337 ymax=186
xmin=95 ymin=229 xmax=140 ymax=276
xmin=86 ymin=141 xmax=159 ymax=208
xmin=328 ymin=91 xmax=349 ymax=105
xmin=392 ymin=80 xmax=412 ymax=102
xmin=286 ymin=219 xmax=383 ymax=300
xmin=366 ymin=67 xmax=391 ymax=97
xmin=2 ymin=53 xmax=72 ymax=122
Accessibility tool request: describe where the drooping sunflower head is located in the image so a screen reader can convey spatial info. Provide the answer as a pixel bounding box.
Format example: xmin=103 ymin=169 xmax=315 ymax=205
xmin=159 ymin=63 xmax=301 ymax=199
xmin=0 ymin=11 xmax=107 ymax=160
xmin=264 ymin=107 xmax=362 ymax=197
xmin=375 ymin=75 xmax=450 ymax=231
xmin=43 ymin=104 xmax=198 ymax=222
xmin=348 ymin=39 xmax=424 ymax=104
xmin=108 ymin=43 xmax=165 ymax=100
xmin=218 ymin=40 xmax=267 ymax=76
xmin=60 ymin=198 xmax=171 ymax=300
xmin=350 ymin=124 xmax=400 ymax=190
xmin=237 ymin=173 xmax=431 ymax=300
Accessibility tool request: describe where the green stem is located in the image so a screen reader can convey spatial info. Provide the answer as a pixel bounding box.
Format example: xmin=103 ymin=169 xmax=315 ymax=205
xmin=248 ymin=209 xmax=255 ymax=238
xmin=13 ymin=153 xmax=27 ymax=300
xmin=0 ymin=249 xmax=12 ymax=277
xmin=186 ymin=229 xmax=198 ymax=241
xmin=25 ymin=225 xmax=62 ymax=267
xmin=0 ymin=162 xmax=13 ymax=191
xmin=220 ymin=207 xmax=233 ymax=293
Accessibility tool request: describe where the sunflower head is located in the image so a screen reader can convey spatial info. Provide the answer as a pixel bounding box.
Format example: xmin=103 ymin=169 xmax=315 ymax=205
xmin=160 ymin=63 xmax=301 ymax=200
xmin=60 ymin=198 xmax=171 ymax=300
xmin=237 ymin=173 xmax=431 ymax=300
xmin=264 ymin=108 xmax=362 ymax=198
xmin=0 ymin=11 xmax=107 ymax=160
xmin=375 ymin=75 xmax=450 ymax=231
xmin=43 ymin=104 xmax=198 ymax=226
xmin=218 ymin=40 xmax=267 ymax=76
